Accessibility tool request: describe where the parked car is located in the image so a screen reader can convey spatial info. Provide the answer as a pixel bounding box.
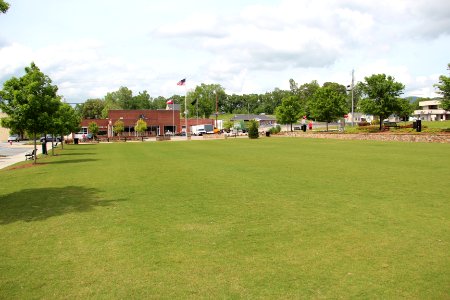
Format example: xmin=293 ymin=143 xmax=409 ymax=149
xmin=7 ymin=134 xmax=20 ymax=142
xmin=40 ymin=134 xmax=62 ymax=142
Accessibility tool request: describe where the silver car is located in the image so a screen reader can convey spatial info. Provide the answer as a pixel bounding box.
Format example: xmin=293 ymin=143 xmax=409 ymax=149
xmin=7 ymin=134 xmax=20 ymax=142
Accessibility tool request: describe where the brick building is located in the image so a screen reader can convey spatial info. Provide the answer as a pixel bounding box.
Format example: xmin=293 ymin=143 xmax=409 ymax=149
xmin=80 ymin=109 xmax=214 ymax=137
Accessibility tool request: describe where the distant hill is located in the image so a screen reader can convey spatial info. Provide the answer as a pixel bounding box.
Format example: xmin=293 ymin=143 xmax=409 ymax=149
xmin=405 ymin=96 xmax=419 ymax=103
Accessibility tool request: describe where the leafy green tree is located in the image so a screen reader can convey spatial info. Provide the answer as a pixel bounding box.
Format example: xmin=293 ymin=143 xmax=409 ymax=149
xmin=132 ymin=91 xmax=152 ymax=109
xmin=275 ymin=95 xmax=303 ymax=131
xmin=395 ymin=98 xmax=414 ymax=121
xmin=296 ymin=80 xmax=320 ymax=118
xmin=113 ymin=119 xmax=124 ymax=136
xmin=0 ymin=62 xmax=61 ymax=163
xmin=309 ymin=85 xmax=347 ymax=131
xmin=222 ymin=94 xmax=240 ymax=114
xmin=88 ymin=122 xmax=99 ymax=140
xmin=261 ymin=88 xmax=289 ymax=114
xmin=101 ymin=99 xmax=121 ymax=118
xmin=359 ymin=74 xmax=405 ymax=130
xmin=0 ymin=0 xmax=9 ymax=13
xmin=101 ymin=87 xmax=133 ymax=117
xmin=188 ymin=84 xmax=226 ymax=118
xmin=149 ymin=96 xmax=168 ymax=110
xmin=346 ymin=82 xmax=364 ymax=113
xmin=79 ymin=98 xmax=105 ymax=119
xmin=52 ymin=103 xmax=80 ymax=150
xmin=134 ymin=118 xmax=147 ymax=136
xmin=434 ymin=63 xmax=450 ymax=110
xmin=113 ymin=87 xmax=133 ymax=109
xmin=223 ymin=120 xmax=234 ymax=132
xmin=247 ymin=120 xmax=259 ymax=139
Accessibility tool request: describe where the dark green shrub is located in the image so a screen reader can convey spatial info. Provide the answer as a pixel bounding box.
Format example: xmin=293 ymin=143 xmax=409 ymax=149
xmin=268 ymin=125 xmax=282 ymax=134
xmin=269 ymin=126 xmax=280 ymax=134
xmin=248 ymin=120 xmax=259 ymax=139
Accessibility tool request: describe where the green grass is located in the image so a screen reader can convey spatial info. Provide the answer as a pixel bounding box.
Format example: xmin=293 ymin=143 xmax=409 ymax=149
xmin=423 ymin=120 xmax=450 ymax=129
xmin=1 ymin=139 xmax=449 ymax=298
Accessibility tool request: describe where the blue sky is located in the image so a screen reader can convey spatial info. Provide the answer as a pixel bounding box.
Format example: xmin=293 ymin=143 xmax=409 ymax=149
xmin=1 ymin=0 xmax=449 ymax=103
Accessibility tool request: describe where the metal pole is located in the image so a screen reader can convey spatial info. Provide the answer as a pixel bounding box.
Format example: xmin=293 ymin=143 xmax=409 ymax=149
xmin=351 ymin=69 xmax=355 ymax=127
xmin=185 ymin=88 xmax=189 ymax=140
xmin=215 ymin=91 xmax=218 ymax=128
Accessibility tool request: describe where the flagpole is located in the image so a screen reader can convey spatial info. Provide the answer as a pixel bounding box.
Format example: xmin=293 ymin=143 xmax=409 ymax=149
xmin=185 ymin=86 xmax=188 ymax=140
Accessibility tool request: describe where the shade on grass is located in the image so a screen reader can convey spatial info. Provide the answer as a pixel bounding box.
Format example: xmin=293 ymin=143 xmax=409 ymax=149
xmin=0 ymin=138 xmax=449 ymax=298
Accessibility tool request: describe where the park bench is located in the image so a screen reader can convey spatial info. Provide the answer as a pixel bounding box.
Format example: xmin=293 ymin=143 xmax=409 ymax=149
xmin=384 ymin=122 xmax=400 ymax=129
xmin=25 ymin=149 xmax=36 ymax=160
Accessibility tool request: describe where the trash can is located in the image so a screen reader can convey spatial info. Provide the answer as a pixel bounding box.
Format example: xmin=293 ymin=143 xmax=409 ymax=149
xmin=41 ymin=142 xmax=47 ymax=155
xmin=412 ymin=121 xmax=417 ymax=129
xmin=416 ymin=119 xmax=422 ymax=132
xmin=74 ymin=138 xmax=79 ymax=144
xmin=302 ymin=124 xmax=307 ymax=132
xmin=266 ymin=131 xmax=271 ymax=137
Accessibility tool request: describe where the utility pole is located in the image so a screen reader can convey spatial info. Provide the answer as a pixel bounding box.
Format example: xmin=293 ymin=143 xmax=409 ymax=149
xmin=215 ymin=91 xmax=218 ymax=128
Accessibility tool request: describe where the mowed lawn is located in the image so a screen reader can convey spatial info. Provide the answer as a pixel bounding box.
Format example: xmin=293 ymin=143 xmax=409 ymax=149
xmin=0 ymin=138 xmax=449 ymax=298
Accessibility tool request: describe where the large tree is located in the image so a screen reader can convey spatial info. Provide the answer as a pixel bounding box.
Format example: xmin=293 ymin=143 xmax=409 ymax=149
xmin=79 ymin=98 xmax=105 ymax=119
xmin=297 ymin=80 xmax=320 ymax=118
xmin=0 ymin=62 xmax=61 ymax=163
xmin=132 ymin=90 xmax=152 ymax=109
xmin=309 ymin=84 xmax=347 ymax=131
xmin=434 ymin=63 xmax=450 ymax=111
xmin=359 ymin=74 xmax=405 ymax=131
xmin=275 ymin=95 xmax=303 ymax=131
xmin=395 ymin=98 xmax=414 ymax=122
xmin=187 ymin=84 xmax=226 ymax=118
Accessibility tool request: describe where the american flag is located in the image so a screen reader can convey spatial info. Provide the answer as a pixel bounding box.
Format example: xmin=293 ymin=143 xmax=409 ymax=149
xmin=177 ymin=78 xmax=186 ymax=86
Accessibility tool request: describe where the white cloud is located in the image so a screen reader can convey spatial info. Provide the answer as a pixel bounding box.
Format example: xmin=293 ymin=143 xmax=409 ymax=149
xmin=0 ymin=43 xmax=33 ymax=75
xmin=1 ymin=0 xmax=448 ymax=102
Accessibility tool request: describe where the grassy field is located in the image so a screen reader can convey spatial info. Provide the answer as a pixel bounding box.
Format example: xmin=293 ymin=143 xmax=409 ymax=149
xmin=0 ymin=138 xmax=449 ymax=298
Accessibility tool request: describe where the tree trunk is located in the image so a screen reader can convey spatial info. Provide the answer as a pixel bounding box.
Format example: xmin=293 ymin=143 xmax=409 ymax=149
xmin=326 ymin=122 xmax=329 ymax=132
xmin=33 ymin=132 xmax=37 ymax=164
xmin=379 ymin=116 xmax=383 ymax=131
xmin=51 ymin=133 xmax=55 ymax=156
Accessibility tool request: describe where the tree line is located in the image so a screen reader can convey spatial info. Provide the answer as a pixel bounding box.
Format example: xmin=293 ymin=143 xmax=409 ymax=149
xmin=76 ymin=74 xmax=438 ymax=132
xmin=2 ymin=62 xmax=449 ymax=158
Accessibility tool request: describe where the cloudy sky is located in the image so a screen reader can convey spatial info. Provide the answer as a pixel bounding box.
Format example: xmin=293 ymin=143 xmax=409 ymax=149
xmin=0 ymin=0 xmax=449 ymax=103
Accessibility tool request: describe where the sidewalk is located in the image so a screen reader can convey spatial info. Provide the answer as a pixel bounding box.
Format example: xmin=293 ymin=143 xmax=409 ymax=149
xmin=0 ymin=142 xmax=50 ymax=170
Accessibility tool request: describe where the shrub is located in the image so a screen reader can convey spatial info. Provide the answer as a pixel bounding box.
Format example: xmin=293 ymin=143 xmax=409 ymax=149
xmin=269 ymin=125 xmax=281 ymax=134
xmin=248 ymin=120 xmax=259 ymax=139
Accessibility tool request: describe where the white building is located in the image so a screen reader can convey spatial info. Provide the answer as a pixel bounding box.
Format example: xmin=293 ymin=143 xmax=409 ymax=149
xmin=414 ymin=99 xmax=449 ymax=121
xmin=345 ymin=112 xmax=374 ymax=124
